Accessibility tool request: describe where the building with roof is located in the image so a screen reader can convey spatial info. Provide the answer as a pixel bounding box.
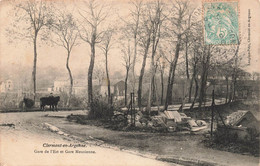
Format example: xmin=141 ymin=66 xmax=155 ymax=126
xmin=219 ymin=110 xmax=260 ymax=141
xmin=52 ymin=77 xmax=97 ymax=96
xmin=100 ymin=80 xmax=125 ymax=99
xmin=114 ymin=80 xmax=125 ymax=97
xmin=226 ymin=110 xmax=259 ymax=132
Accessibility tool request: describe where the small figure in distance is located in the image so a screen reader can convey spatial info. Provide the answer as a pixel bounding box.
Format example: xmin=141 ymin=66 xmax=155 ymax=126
xmin=49 ymin=92 xmax=54 ymax=98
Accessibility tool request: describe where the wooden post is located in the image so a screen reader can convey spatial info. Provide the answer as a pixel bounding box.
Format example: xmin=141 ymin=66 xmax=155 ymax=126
xmin=210 ymin=90 xmax=215 ymax=137
xmin=133 ymin=92 xmax=136 ymax=126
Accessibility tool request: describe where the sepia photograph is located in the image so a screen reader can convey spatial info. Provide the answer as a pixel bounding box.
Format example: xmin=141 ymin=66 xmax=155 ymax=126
xmin=0 ymin=0 xmax=259 ymax=165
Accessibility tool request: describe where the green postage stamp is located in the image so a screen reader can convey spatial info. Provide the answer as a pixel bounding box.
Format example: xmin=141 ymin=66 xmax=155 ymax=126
xmin=203 ymin=1 xmax=239 ymax=45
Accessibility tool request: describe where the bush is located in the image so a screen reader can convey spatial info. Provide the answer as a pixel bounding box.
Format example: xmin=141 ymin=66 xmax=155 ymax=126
xmin=58 ymin=92 xmax=68 ymax=107
xmin=23 ymin=98 xmax=35 ymax=108
xmin=0 ymin=93 xmax=21 ymax=110
xmin=70 ymin=95 xmax=87 ymax=108
xmin=213 ymin=127 xmax=238 ymax=144
xmin=87 ymin=97 xmax=115 ymax=120
xmin=206 ymin=126 xmax=260 ymax=156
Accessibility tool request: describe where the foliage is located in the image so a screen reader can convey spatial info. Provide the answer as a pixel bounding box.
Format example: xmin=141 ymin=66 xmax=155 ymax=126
xmin=7 ymin=0 xmax=54 ymax=100
xmin=204 ymin=127 xmax=259 ymax=157
xmin=0 ymin=93 xmax=20 ymax=110
xmin=70 ymin=96 xmax=88 ymax=108
xmin=87 ymin=97 xmax=115 ymax=120
xmin=213 ymin=127 xmax=238 ymax=144
xmin=23 ymin=98 xmax=35 ymax=108
xmin=57 ymin=92 xmax=68 ymax=107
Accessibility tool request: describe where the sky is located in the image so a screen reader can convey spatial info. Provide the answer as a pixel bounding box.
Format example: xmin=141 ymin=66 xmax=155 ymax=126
xmin=0 ymin=0 xmax=259 ymax=82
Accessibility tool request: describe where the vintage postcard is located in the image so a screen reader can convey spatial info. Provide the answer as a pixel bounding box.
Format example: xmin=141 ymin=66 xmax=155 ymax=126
xmin=0 ymin=0 xmax=259 ymax=165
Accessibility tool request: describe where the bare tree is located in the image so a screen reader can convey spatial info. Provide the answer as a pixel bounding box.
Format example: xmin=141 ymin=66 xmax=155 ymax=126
xmin=100 ymin=29 xmax=114 ymax=104
xmin=189 ymin=48 xmax=199 ymax=109
xmin=179 ymin=19 xmax=201 ymax=111
xmin=183 ymin=30 xmax=194 ymax=103
xmin=214 ymin=43 xmax=245 ymax=104
xmin=197 ymin=45 xmax=232 ymax=109
xmin=198 ymin=45 xmax=211 ymax=109
xmin=164 ymin=0 xmax=195 ymax=110
xmin=51 ymin=11 xmax=79 ymax=107
xmin=225 ymin=33 xmax=247 ymax=103
xmin=185 ymin=22 xmax=204 ymax=109
xmin=121 ymin=40 xmax=133 ymax=106
xmin=129 ymin=0 xmax=143 ymax=92
xmin=158 ymin=48 xmax=166 ymax=105
xmin=8 ymin=0 xmax=53 ymax=100
xmin=78 ymin=0 xmax=109 ymax=110
xmin=137 ymin=4 xmax=153 ymax=108
xmin=146 ymin=0 xmax=165 ymax=113
xmin=117 ymin=0 xmax=143 ymax=106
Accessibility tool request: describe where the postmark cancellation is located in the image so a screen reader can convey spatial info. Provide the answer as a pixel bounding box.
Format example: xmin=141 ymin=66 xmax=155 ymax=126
xmin=203 ymin=0 xmax=239 ymax=45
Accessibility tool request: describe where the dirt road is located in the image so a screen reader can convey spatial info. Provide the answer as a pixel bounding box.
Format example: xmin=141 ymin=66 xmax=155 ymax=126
xmin=0 ymin=111 xmax=259 ymax=166
xmin=0 ymin=111 xmax=176 ymax=166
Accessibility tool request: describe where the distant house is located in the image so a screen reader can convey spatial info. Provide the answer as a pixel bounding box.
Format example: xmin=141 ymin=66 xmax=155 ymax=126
xmin=73 ymin=79 xmax=88 ymax=95
xmin=0 ymin=79 xmax=14 ymax=93
xmin=47 ymin=87 xmax=54 ymax=92
xmin=52 ymin=77 xmax=99 ymax=96
xmin=114 ymin=80 xmax=125 ymax=97
xmin=100 ymin=80 xmax=125 ymax=99
xmin=53 ymin=77 xmax=69 ymax=92
xmin=100 ymin=80 xmax=115 ymax=97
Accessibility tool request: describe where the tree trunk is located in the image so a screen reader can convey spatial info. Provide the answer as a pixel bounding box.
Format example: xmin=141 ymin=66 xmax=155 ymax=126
xmin=198 ymin=46 xmax=210 ymax=110
xmin=178 ymin=36 xmax=191 ymax=111
xmin=225 ymin=76 xmax=229 ymax=103
xmin=132 ymin=13 xmax=140 ymax=93
xmin=152 ymin=66 xmax=158 ymax=105
xmin=189 ymin=52 xmax=198 ymax=109
xmin=105 ymin=50 xmax=111 ymax=104
xmin=32 ymin=34 xmax=38 ymax=101
xmin=198 ymin=59 xmax=206 ymax=109
xmin=66 ymin=50 xmax=73 ymax=107
xmin=165 ymin=37 xmax=181 ymax=110
xmin=188 ymin=76 xmax=194 ymax=103
xmin=228 ymin=76 xmax=233 ymax=103
xmin=151 ymin=73 xmax=156 ymax=105
xmin=229 ymin=74 xmax=237 ymax=103
xmin=132 ymin=34 xmax=137 ymax=92
xmin=232 ymin=77 xmax=237 ymax=101
xmin=189 ymin=49 xmax=198 ymax=103
xmin=168 ymin=41 xmax=181 ymax=104
xmin=146 ymin=57 xmax=155 ymax=113
xmin=137 ymin=38 xmax=150 ymax=108
xmin=125 ymin=68 xmax=129 ymax=106
xmin=190 ymin=76 xmax=199 ymax=109
xmin=198 ymin=69 xmax=207 ymax=109
xmin=160 ymin=70 xmax=164 ymax=105
xmin=165 ymin=62 xmax=173 ymax=110
xmin=88 ymin=43 xmax=95 ymax=109
xmin=185 ymin=36 xmax=189 ymax=80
